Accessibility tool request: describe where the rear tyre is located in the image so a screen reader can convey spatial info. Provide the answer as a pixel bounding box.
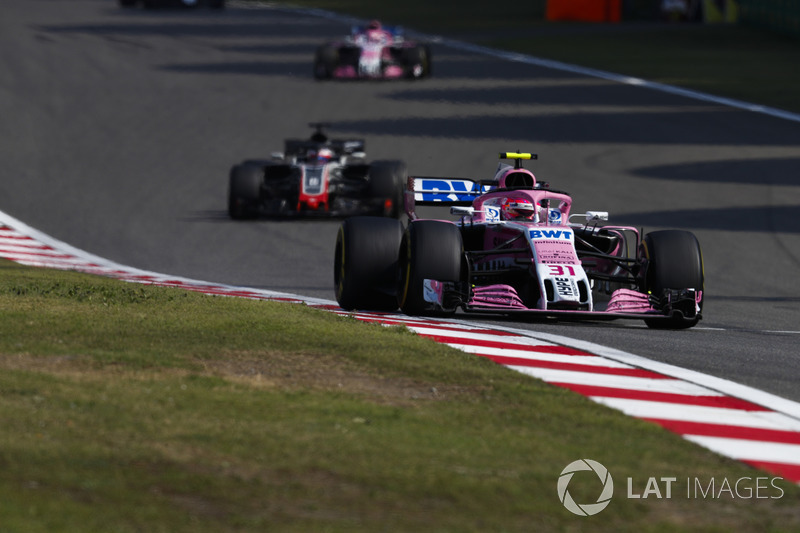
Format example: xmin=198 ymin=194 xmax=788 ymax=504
xmin=367 ymin=160 xmax=406 ymax=218
xmin=228 ymin=164 xmax=263 ymax=220
xmin=314 ymin=45 xmax=338 ymax=80
xmin=641 ymin=230 xmax=704 ymax=329
xmin=334 ymin=216 xmax=403 ymax=311
xmin=399 ymin=221 xmax=463 ymax=316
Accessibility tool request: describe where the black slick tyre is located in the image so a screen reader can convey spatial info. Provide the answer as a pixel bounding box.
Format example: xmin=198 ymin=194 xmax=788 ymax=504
xmin=228 ymin=164 xmax=262 ymax=220
xmin=642 ymin=230 xmax=704 ymax=329
xmin=334 ymin=216 xmax=403 ymax=311
xmin=367 ymin=160 xmax=406 ymax=218
xmin=420 ymin=45 xmax=432 ymax=77
xmin=314 ymin=45 xmax=338 ymax=80
xmin=399 ymin=221 xmax=463 ymax=316
xmin=402 ymin=45 xmax=431 ymax=78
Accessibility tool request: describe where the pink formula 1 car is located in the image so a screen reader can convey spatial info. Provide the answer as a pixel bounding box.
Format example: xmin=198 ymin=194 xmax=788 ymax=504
xmin=334 ymin=153 xmax=704 ymax=329
xmin=314 ymin=20 xmax=431 ymax=80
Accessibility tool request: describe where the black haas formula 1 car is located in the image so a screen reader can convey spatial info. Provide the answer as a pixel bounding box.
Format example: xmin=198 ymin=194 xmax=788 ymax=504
xmin=334 ymin=152 xmax=704 ymax=329
xmin=228 ymin=124 xmax=407 ymax=219
xmin=314 ymin=20 xmax=431 ymax=80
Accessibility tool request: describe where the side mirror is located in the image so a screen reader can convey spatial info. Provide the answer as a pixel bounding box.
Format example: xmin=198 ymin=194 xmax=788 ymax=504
xmin=586 ymin=211 xmax=609 ymax=222
xmin=450 ymin=206 xmax=475 ymax=216
xmin=270 ymin=152 xmax=284 ymax=161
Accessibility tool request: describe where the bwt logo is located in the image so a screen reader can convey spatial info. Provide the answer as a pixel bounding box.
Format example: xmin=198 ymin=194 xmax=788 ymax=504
xmin=530 ymin=229 xmax=572 ymax=240
xmin=557 ymin=459 xmax=614 ymax=516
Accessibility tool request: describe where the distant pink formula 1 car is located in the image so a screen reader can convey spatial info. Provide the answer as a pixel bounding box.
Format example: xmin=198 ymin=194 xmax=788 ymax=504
xmin=334 ymin=152 xmax=704 ymax=329
xmin=314 ymin=20 xmax=431 ymax=80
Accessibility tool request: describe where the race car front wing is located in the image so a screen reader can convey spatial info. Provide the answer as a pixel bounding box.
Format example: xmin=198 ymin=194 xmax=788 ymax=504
xmin=421 ymin=279 xmax=701 ymax=324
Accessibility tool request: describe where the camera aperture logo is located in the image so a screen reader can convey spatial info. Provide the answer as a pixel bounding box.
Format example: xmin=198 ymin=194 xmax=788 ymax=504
xmin=557 ymin=459 xmax=614 ymax=516
xmin=558 ymin=459 xmax=786 ymax=517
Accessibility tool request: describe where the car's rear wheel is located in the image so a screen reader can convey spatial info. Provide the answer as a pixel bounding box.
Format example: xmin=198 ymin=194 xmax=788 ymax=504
xmin=334 ymin=216 xmax=403 ymax=311
xmin=314 ymin=45 xmax=338 ymax=80
xmin=641 ymin=230 xmax=704 ymax=329
xmin=367 ymin=160 xmax=406 ymax=218
xmin=228 ymin=164 xmax=262 ymax=220
xmin=399 ymin=221 xmax=463 ymax=316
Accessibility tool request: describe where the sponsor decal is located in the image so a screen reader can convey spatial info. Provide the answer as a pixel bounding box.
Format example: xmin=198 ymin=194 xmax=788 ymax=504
xmin=302 ymin=167 xmax=325 ymax=195
xmin=484 ymin=205 xmax=501 ymax=222
xmin=548 ymin=208 xmax=563 ymax=225
xmin=529 ymin=229 xmax=573 ymax=241
xmin=554 ymin=276 xmax=576 ymax=297
xmin=416 ymin=179 xmax=491 ymax=202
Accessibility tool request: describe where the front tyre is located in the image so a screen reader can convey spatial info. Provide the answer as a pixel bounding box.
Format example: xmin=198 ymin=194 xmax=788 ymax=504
xmin=314 ymin=45 xmax=338 ymax=80
xmin=641 ymin=230 xmax=704 ymax=329
xmin=334 ymin=216 xmax=403 ymax=311
xmin=399 ymin=221 xmax=463 ymax=316
xmin=228 ymin=164 xmax=263 ymax=220
xmin=402 ymin=45 xmax=431 ymax=79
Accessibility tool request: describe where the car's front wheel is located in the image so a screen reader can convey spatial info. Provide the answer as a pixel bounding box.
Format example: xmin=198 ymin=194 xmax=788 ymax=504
xmin=334 ymin=216 xmax=403 ymax=311
xmin=399 ymin=221 xmax=463 ymax=316
xmin=641 ymin=229 xmax=704 ymax=329
xmin=228 ymin=164 xmax=263 ymax=220
xmin=402 ymin=45 xmax=431 ymax=78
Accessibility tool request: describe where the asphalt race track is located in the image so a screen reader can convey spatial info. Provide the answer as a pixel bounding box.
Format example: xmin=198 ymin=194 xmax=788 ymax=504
xmin=3 ymin=1 xmax=800 ymax=403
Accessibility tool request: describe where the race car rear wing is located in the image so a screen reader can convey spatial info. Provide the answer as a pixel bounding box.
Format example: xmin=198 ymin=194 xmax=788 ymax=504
xmin=405 ymin=176 xmax=495 ymax=219
xmin=283 ymin=139 xmax=366 ymax=157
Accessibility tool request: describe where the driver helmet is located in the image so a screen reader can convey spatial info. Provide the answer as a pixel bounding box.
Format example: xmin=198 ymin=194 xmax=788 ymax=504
xmin=501 ymin=197 xmax=536 ymax=220
xmin=367 ymin=20 xmax=382 ymax=31
xmin=306 ymin=147 xmax=334 ymax=163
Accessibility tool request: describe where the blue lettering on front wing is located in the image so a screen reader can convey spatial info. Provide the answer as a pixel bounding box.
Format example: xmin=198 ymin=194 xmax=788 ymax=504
xmin=529 ymin=229 xmax=572 ymax=240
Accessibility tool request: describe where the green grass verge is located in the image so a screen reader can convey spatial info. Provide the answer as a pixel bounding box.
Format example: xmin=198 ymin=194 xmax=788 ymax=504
xmin=1 ymin=259 xmax=799 ymax=531
xmin=274 ymin=0 xmax=800 ymax=113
